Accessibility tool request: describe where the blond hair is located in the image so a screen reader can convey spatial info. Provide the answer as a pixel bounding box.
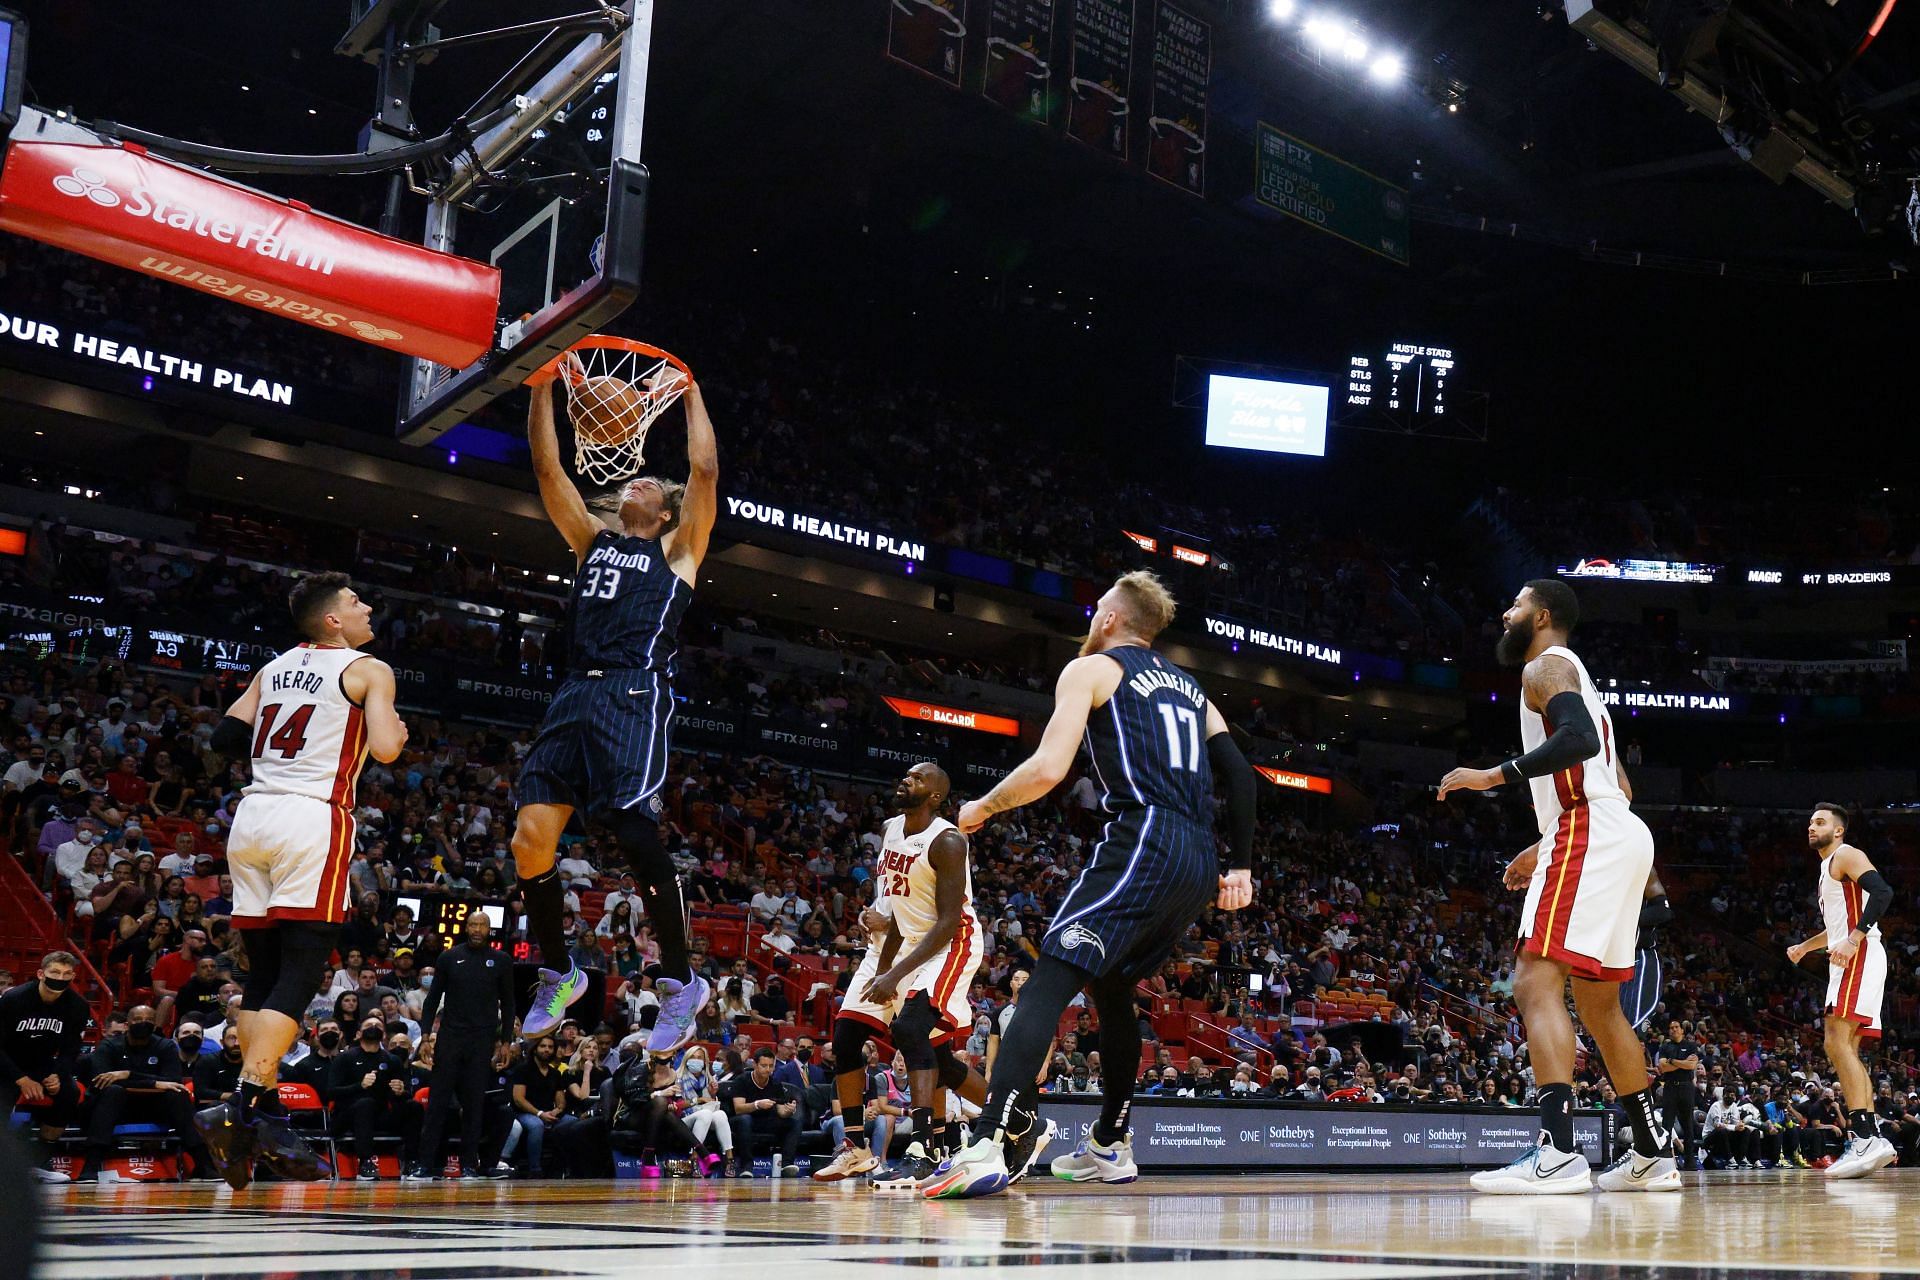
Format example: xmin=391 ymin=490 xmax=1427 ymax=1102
xmin=616 ymin=476 xmax=687 ymax=530
xmin=1111 ymin=570 xmax=1177 ymax=641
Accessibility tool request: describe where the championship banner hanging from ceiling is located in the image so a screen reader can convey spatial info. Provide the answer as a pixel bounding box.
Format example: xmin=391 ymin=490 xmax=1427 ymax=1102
xmin=1147 ymin=2 xmax=1209 ymax=195
xmin=1067 ymin=0 xmax=1136 ymax=159
xmin=983 ymin=0 xmax=1057 ymax=124
xmin=887 ymin=0 xmax=969 ymax=89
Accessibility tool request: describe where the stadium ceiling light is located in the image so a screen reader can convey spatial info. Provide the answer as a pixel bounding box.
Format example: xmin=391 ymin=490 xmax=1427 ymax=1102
xmin=1447 ymin=101 xmax=1460 ymax=113
xmin=1268 ymin=0 xmax=1298 ymax=20
xmin=1368 ymin=52 xmax=1405 ymax=82
xmin=1341 ymin=32 xmax=1369 ymax=61
xmin=1303 ymin=16 xmax=1344 ymax=48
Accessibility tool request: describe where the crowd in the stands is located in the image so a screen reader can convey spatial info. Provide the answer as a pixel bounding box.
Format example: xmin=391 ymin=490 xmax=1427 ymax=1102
xmin=6 ymin=640 xmax=1920 ymax=1176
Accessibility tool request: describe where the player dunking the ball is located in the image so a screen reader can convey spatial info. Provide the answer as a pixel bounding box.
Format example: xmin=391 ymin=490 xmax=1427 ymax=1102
xmin=923 ymin=571 xmax=1258 ymax=1200
xmin=811 ymin=763 xmax=990 ymax=1188
xmin=513 ymin=372 xmax=718 ymax=1051
xmin=193 ymin=574 xmax=410 ymax=1189
xmin=1786 ymin=802 xmax=1897 ymax=1179
xmin=1438 ymin=579 xmax=1679 ymax=1194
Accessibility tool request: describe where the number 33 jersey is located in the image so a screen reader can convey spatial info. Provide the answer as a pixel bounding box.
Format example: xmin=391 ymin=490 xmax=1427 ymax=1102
xmin=568 ymin=529 xmax=690 ymax=675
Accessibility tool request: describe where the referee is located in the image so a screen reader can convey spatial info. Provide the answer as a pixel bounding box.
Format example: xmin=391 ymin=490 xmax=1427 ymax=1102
xmin=405 ymin=911 xmax=515 ymax=1180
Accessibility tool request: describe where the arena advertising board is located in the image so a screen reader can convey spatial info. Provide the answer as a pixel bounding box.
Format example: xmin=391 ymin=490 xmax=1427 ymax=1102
xmin=1253 ymin=122 xmax=1409 ymax=265
xmin=1037 ymin=1098 xmax=1612 ymax=1169
xmin=0 ymin=139 xmax=497 ymax=364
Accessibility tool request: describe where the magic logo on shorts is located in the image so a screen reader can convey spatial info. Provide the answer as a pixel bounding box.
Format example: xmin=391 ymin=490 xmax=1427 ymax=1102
xmin=1057 ymin=923 xmax=1107 ymax=959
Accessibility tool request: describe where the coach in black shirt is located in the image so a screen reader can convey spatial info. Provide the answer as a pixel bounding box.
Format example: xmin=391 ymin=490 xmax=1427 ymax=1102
xmin=407 ymin=911 xmax=515 ymax=1180
xmin=1655 ymin=1020 xmax=1702 ymax=1169
xmin=80 ymin=1004 xmax=205 ymax=1181
xmin=0 ymin=951 xmax=90 ymax=1179
xmin=328 ymin=1018 xmax=408 ymax=1179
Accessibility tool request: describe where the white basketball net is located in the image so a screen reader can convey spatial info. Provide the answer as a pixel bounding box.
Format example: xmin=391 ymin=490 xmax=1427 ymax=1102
xmin=559 ymin=344 xmax=690 ymax=487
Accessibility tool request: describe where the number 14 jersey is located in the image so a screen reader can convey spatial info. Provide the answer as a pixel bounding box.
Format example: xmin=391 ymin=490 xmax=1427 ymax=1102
xmin=245 ymin=643 xmax=370 ymax=806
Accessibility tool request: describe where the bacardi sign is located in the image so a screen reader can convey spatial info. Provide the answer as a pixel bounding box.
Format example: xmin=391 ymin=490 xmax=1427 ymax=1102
xmin=882 ymin=696 xmax=1021 ymax=737
xmin=0 ymin=140 xmax=499 ymax=366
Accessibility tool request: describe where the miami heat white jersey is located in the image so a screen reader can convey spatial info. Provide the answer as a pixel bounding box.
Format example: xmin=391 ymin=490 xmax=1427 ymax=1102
xmin=1518 ymin=644 xmax=1627 ymax=838
xmin=1820 ymin=851 xmax=1879 ymax=944
xmin=874 ymin=813 xmax=974 ymax=944
xmin=245 ymin=643 xmax=370 ymax=806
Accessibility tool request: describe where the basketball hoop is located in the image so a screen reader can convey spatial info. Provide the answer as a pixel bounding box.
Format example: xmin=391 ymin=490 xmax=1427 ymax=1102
xmin=526 ymin=336 xmax=692 ymax=486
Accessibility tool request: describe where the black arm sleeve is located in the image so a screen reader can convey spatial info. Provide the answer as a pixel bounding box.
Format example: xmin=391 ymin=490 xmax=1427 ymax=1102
xmin=1499 ymin=691 xmax=1601 ymax=785
xmin=1854 ymin=870 xmax=1893 ymax=932
xmin=1207 ymin=732 xmax=1258 ymax=873
xmin=1638 ymin=894 xmax=1674 ymax=933
xmin=209 ymin=715 xmax=252 ymax=758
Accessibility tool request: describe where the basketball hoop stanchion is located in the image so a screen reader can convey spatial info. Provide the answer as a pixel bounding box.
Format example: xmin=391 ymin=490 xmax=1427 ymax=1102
xmin=526 ymin=335 xmax=691 ymax=486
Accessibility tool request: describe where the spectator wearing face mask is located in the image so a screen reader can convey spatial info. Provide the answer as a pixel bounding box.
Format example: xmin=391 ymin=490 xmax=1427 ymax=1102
xmin=677 ymin=1048 xmax=734 ymax=1176
xmin=0 ymin=952 xmax=91 ymax=1183
xmin=283 ymin=1020 xmax=346 ymax=1092
xmin=329 ymin=1017 xmax=409 ymax=1180
xmin=172 ymin=1021 xmax=210 ymax=1080
xmin=48 ymin=818 xmax=107 ymax=893
xmin=78 ymin=1004 xmax=209 ymax=1182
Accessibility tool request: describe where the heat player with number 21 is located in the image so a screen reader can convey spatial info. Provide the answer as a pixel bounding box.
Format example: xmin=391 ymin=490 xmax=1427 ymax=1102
xmin=509 ymin=372 xmax=720 ymax=1054
xmin=195 ymin=572 xmax=411 ymax=1189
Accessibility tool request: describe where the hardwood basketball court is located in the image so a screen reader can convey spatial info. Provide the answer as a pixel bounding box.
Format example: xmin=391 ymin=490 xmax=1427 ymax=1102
xmin=37 ymin=1170 xmax=1920 ymax=1279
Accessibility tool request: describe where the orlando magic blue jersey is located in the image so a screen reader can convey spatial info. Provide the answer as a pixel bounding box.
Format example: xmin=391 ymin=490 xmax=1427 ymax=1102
xmin=568 ymin=529 xmax=690 ymax=674
xmin=1083 ymin=645 xmax=1214 ymax=826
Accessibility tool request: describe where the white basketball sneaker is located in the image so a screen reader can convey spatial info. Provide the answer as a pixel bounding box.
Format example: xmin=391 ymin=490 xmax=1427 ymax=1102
xmin=1051 ymin=1132 xmax=1140 ymax=1184
xmin=1470 ymin=1134 xmax=1592 ymax=1195
xmin=1826 ymin=1135 xmax=1896 ymax=1180
xmin=1595 ymin=1145 xmax=1683 ymax=1192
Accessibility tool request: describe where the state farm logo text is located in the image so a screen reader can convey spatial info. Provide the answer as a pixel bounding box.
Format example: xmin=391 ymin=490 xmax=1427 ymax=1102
xmin=54 ymin=165 xmax=337 ymax=275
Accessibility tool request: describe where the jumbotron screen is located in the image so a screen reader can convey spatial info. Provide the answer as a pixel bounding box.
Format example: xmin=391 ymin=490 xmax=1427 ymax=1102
xmin=1204 ymin=373 xmax=1330 ymax=457
xmin=1345 ymin=342 xmax=1456 ymax=418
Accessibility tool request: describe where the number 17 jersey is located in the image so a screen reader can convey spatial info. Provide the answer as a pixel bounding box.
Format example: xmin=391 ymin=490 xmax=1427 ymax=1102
xmin=1084 ymin=645 xmax=1214 ymax=826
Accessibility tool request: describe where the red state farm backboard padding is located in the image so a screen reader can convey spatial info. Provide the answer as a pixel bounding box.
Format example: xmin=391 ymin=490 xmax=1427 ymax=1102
xmin=0 ymin=141 xmax=499 ymax=366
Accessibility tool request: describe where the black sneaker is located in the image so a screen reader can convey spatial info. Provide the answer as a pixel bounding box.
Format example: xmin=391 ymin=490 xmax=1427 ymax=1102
xmin=1004 ymin=1117 xmax=1056 ymax=1186
xmin=402 ymin=1166 xmax=438 ymax=1183
xmin=251 ymin=1113 xmax=330 ymax=1182
xmin=356 ymin=1161 xmax=383 ymax=1181
xmin=193 ymin=1102 xmax=259 ymax=1191
xmin=473 ymin=1163 xmax=513 ymax=1180
xmin=871 ymin=1144 xmax=940 ymax=1191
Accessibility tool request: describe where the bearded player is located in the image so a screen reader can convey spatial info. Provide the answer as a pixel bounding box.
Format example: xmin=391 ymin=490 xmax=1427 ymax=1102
xmin=193 ymin=573 xmax=409 ymax=1189
xmin=1438 ymin=579 xmax=1679 ymax=1194
xmin=812 ymin=763 xmax=989 ymax=1189
xmin=1786 ymin=802 xmax=1897 ymax=1179
xmin=924 ymin=571 xmax=1257 ymax=1200
xmin=513 ymin=375 xmax=718 ymax=1052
